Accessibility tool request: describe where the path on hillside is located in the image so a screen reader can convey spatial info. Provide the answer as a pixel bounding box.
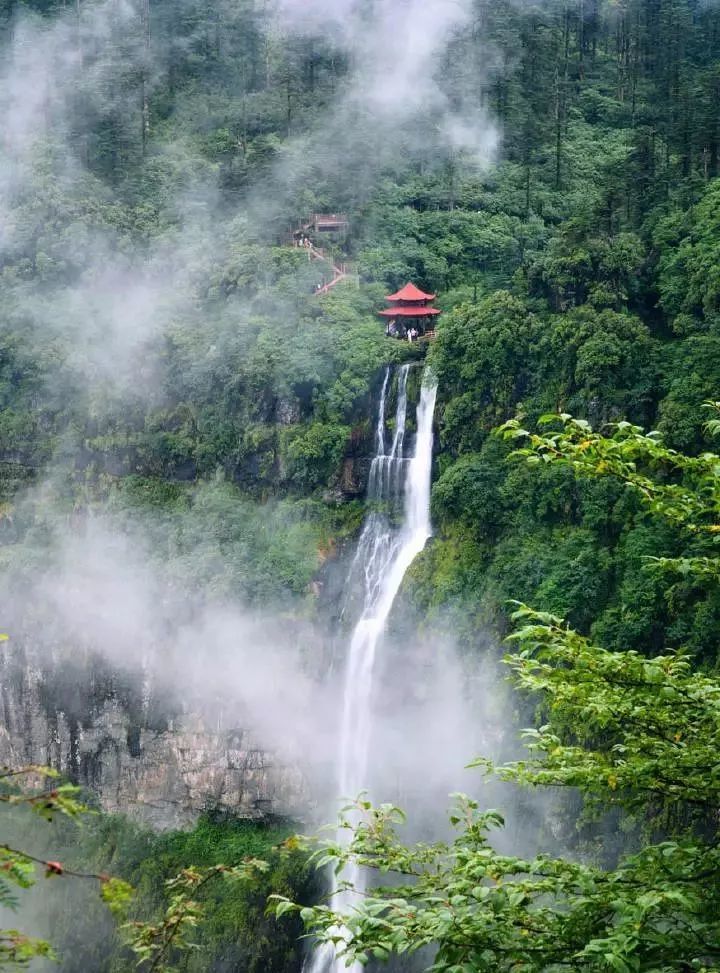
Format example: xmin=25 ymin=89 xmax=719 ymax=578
xmin=308 ymin=242 xmax=348 ymax=293
xmin=293 ymin=222 xmax=349 ymax=294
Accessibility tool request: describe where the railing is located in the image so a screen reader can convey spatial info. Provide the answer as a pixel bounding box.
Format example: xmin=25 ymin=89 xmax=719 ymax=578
xmin=289 ymin=225 xmax=354 ymax=295
xmin=385 ymin=329 xmax=437 ymax=342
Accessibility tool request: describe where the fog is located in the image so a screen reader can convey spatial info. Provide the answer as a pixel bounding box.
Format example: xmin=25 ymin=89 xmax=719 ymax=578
xmin=1 ymin=507 xmax=511 ymax=820
xmin=276 ymin=0 xmax=497 ymax=157
xmin=0 ymin=0 xmax=500 ymax=411
xmin=0 ymin=0 xmax=532 ymax=937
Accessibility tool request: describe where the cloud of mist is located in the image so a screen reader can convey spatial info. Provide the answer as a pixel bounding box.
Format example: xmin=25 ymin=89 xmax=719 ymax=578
xmin=0 ymin=0 xmax=499 ymax=413
xmin=276 ymin=0 xmax=498 ymax=161
xmin=0 ymin=0 xmax=508 ymax=834
xmin=0 ymin=512 xmax=508 ymax=829
xmin=0 ymin=2 xmax=133 ymax=233
xmin=0 ymin=1 xmax=230 ymax=401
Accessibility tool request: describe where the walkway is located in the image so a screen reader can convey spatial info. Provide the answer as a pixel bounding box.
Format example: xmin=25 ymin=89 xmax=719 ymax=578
xmin=308 ymin=243 xmax=348 ymax=294
xmin=291 ymin=221 xmax=349 ymax=294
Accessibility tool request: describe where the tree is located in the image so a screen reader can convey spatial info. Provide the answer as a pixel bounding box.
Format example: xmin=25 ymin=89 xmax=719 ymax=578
xmin=0 ymin=749 xmax=132 ymax=966
xmin=656 ymin=180 xmax=720 ymax=325
xmin=429 ymin=291 xmax=540 ymax=454
xmin=275 ymin=409 xmax=720 ymax=972
xmin=0 ymin=741 xmax=283 ymax=972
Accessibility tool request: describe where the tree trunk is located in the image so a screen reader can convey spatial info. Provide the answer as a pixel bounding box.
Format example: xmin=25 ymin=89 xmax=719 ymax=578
xmin=141 ymin=0 xmax=151 ymax=158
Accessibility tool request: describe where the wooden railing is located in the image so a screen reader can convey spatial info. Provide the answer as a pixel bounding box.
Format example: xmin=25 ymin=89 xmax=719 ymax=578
xmin=385 ymin=329 xmax=437 ymax=342
xmin=290 ymin=227 xmax=353 ymax=295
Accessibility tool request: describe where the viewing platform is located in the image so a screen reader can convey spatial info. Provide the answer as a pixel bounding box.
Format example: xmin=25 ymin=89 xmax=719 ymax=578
xmin=378 ymin=282 xmax=441 ymax=342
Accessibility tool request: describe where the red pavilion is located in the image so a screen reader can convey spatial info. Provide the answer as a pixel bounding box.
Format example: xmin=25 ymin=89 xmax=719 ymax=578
xmin=378 ymin=282 xmax=441 ymax=339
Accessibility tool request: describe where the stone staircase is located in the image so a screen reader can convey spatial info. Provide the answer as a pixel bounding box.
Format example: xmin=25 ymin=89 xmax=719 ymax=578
xmin=292 ymin=224 xmax=350 ymax=294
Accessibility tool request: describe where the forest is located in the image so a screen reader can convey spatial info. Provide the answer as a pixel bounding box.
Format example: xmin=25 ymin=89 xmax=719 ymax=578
xmin=1 ymin=0 xmax=720 ymax=969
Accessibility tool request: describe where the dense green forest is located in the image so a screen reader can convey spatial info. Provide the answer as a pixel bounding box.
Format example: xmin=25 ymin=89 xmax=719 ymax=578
xmin=2 ymin=0 xmax=720 ymax=967
xmin=2 ymin=0 xmax=720 ymax=642
xmin=1 ymin=803 xmax=315 ymax=972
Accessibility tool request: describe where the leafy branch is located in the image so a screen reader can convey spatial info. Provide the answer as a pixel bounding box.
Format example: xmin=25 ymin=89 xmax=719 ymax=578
xmin=277 ymin=411 xmax=720 ymax=972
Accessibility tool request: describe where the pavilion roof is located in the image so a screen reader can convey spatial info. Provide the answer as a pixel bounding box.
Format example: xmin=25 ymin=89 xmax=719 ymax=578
xmin=378 ymin=306 xmax=441 ymax=317
xmin=313 ymin=213 xmax=348 ymax=225
xmin=385 ymin=282 xmax=436 ymax=302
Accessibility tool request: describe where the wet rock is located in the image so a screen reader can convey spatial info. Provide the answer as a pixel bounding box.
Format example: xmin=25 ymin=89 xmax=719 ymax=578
xmin=0 ymin=646 xmax=308 ymax=830
xmin=274 ymin=398 xmax=301 ymax=426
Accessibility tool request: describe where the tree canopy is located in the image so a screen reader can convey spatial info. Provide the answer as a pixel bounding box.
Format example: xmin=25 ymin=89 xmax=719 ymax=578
xmin=277 ymin=413 xmax=720 ymax=972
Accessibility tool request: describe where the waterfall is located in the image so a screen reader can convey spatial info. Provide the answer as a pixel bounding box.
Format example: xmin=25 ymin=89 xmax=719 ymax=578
xmin=308 ymin=364 xmax=438 ymax=973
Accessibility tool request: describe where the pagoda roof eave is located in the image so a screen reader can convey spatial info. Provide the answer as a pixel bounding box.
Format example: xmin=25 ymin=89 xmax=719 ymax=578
xmin=378 ymin=307 xmax=441 ymax=317
xmin=385 ymin=282 xmax=436 ymax=302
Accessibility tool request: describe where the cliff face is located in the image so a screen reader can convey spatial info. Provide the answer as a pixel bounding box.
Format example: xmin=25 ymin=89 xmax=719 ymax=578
xmin=0 ymin=641 xmax=309 ymax=830
xmin=0 ymin=385 xmax=383 ymax=830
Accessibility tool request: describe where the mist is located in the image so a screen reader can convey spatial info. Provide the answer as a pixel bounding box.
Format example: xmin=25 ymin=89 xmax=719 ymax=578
xmin=276 ymin=0 xmax=497 ymax=154
xmin=0 ymin=0 xmax=525 ymax=847
xmin=0 ymin=0 xmax=524 ymax=967
xmin=0 ymin=505 xmax=511 ymax=825
xmin=0 ymin=0 xmax=499 ymax=416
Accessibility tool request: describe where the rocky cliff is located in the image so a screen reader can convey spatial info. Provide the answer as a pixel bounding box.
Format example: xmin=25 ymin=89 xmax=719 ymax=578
xmin=0 ymin=641 xmax=309 ymax=829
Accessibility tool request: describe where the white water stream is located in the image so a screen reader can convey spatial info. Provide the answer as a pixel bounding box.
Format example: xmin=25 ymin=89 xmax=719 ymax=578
xmin=309 ymin=363 xmax=438 ymax=973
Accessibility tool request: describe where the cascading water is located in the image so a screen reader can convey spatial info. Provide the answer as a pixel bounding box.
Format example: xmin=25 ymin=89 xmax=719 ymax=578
xmin=309 ymin=363 xmax=438 ymax=973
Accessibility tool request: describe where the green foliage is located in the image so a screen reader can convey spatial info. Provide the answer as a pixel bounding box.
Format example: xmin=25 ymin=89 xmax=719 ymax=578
xmin=498 ymin=412 xmax=720 ymax=534
xmin=527 ymin=229 xmax=645 ymax=312
xmin=430 ymin=292 xmax=540 ymax=453
xmin=0 ymin=765 xmax=110 ymax=967
xmin=283 ymin=416 xmax=720 ymax=972
xmin=121 ymin=861 xmax=271 ymax=972
xmin=657 ymin=182 xmax=720 ymax=324
xmin=431 ymin=452 xmax=506 ymax=536
xmin=542 ymin=307 xmax=656 ymax=421
xmin=286 ymin=423 xmax=351 ymax=490
xmin=34 ymin=814 xmax=314 ymax=973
